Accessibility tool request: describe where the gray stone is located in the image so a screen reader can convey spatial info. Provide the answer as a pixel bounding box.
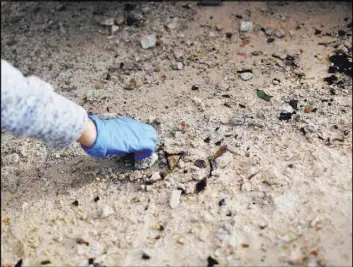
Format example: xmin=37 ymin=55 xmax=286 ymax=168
xmin=140 ymin=34 xmax=157 ymax=49
xmin=174 ymin=50 xmax=184 ymax=59
xmin=265 ymin=28 xmax=274 ymax=36
xmin=240 ymin=72 xmax=253 ymax=81
xmin=111 ymin=25 xmax=119 ymax=35
xmin=135 ymin=153 xmax=158 ymax=170
xmin=99 ymin=17 xmax=115 ymax=26
xmin=240 ymin=21 xmax=253 ymax=32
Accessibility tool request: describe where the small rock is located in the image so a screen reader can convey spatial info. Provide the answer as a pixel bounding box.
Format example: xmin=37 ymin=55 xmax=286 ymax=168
xmin=194 ymin=159 xmax=207 ymax=168
xmin=240 ymin=72 xmax=253 ymax=81
xmin=264 ymin=28 xmax=274 ymax=36
xmin=150 ymin=172 xmax=162 ymax=181
xmin=275 ymin=30 xmax=285 ymax=38
xmin=174 ymin=50 xmax=184 ymax=59
xmin=240 ymin=21 xmax=253 ymax=32
xmin=115 ymin=14 xmax=125 ymax=25
xmin=168 ymin=155 xmax=180 ymax=170
xmin=101 ymin=205 xmax=114 ymax=218
xmin=192 ymin=97 xmax=206 ymax=111
xmin=171 ymin=62 xmax=183 ymax=70
xmin=230 ymin=114 xmax=245 ymax=125
xmin=140 ymin=34 xmax=157 ymax=49
xmin=99 ymin=17 xmax=115 ymax=26
xmin=216 ymin=24 xmax=224 ymax=31
xmin=256 ymin=111 xmax=265 ymax=119
xmin=272 ymin=78 xmax=280 ymax=85
xmin=216 ymin=81 xmax=230 ymax=91
xmin=281 ymin=103 xmax=294 ymax=113
xmin=165 ymin=19 xmax=178 ymax=30
xmin=135 ymin=153 xmax=158 ymax=170
xmin=177 ymin=62 xmax=183 ymax=70
xmin=215 ymin=152 xmax=233 ymax=168
xmin=289 ymin=30 xmax=295 ymax=37
xmin=169 ymin=190 xmax=182 ymax=209
xmin=111 ymin=25 xmax=119 ymax=35
xmin=124 ymin=78 xmax=138 ymax=90
xmin=54 ymin=153 xmax=61 ymax=159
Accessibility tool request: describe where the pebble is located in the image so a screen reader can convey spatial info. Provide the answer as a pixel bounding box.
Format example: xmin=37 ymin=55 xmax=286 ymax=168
xmin=217 ymin=81 xmax=230 ymax=91
xmin=165 ymin=19 xmax=178 ymax=30
xmin=289 ymin=30 xmax=295 ymax=37
xmin=101 ymin=205 xmax=114 ymax=218
xmin=169 ymin=190 xmax=182 ymax=209
xmin=99 ymin=17 xmax=115 ymax=26
xmin=215 ymin=24 xmax=224 ymax=31
xmin=150 ymin=172 xmax=162 ymax=182
xmin=168 ymin=155 xmax=180 ymax=170
xmin=280 ymin=103 xmax=294 ymax=113
xmin=272 ymin=78 xmax=280 ymax=85
xmin=135 ymin=153 xmax=158 ymax=170
xmin=215 ymin=152 xmax=233 ymax=168
xmin=240 ymin=21 xmax=253 ymax=32
xmin=174 ymin=50 xmax=184 ymax=59
xmin=240 ymin=72 xmax=253 ymax=81
xmin=140 ymin=34 xmax=157 ymax=49
xmin=171 ymin=62 xmax=183 ymax=70
xmin=265 ymin=28 xmax=274 ymax=36
xmin=192 ymin=97 xmax=206 ymax=112
xmin=115 ymin=14 xmax=125 ymax=25
xmin=256 ymin=111 xmax=265 ymax=119
xmin=275 ymin=30 xmax=285 ymax=38
xmin=111 ymin=25 xmax=119 ymax=35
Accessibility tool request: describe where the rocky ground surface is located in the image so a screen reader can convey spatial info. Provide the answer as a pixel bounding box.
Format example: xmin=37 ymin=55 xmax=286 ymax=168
xmin=1 ymin=1 xmax=352 ymax=266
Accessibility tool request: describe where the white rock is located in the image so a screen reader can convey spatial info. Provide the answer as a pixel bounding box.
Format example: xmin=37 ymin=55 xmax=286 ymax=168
xmin=240 ymin=72 xmax=253 ymax=81
xmin=169 ymin=190 xmax=182 ymax=209
xmin=240 ymin=21 xmax=253 ymax=32
xmin=111 ymin=25 xmax=119 ymax=35
xmin=150 ymin=172 xmax=162 ymax=181
xmin=265 ymin=28 xmax=274 ymax=36
xmin=174 ymin=50 xmax=184 ymax=59
xmin=177 ymin=62 xmax=183 ymax=70
xmin=140 ymin=34 xmax=157 ymax=49
xmin=215 ymin=152 xmax=233 ymax=168
xmin=135 ymin=153 xmax=158 ymax=170
xmin=192 ymin=97 xmax=205 ymax=111
xmin=280 ymin=103 xmax=294 ymax=113
xmin=99 ymin=17 xmax=115 ymax=26
xmin=101 ymin=205 xmax=114 ymax=218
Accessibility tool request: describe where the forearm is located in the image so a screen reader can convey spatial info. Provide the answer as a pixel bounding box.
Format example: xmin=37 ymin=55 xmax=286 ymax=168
xmin=1 ymin=59 xmax=88 ymax=150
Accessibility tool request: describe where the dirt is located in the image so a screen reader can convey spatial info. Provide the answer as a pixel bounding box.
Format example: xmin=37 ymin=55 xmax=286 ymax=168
xmin=1 ymin=1 xmax=352 ymax=266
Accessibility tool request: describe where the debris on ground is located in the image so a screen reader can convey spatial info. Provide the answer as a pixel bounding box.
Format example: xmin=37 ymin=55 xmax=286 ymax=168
xmin=257 ymin=89 xmax=273 ymax=101
xmin=169 ymin=189 xmax=182 ymax=209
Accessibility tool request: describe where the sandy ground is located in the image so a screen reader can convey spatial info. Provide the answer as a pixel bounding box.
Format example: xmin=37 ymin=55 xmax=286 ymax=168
xmin=1 ymin=1 xmax=352 ymax=266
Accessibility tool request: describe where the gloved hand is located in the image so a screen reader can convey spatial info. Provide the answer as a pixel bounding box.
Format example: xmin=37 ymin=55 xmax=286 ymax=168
xmin=82 ymin=115 xmax=157 ymax=160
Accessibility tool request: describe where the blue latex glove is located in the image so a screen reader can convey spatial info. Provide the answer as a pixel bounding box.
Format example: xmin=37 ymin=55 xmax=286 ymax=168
xmin=82 ymin=115 xmax=157 ymax=160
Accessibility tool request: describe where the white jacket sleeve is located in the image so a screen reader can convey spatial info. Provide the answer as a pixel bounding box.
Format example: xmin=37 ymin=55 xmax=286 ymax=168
xmin=1 ymin=59 xmax=88 ymax=149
